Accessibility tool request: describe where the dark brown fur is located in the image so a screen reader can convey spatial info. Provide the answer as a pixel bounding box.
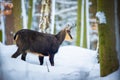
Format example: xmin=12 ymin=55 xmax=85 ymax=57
xmin=11 ymin=27 xmax=72 ymax=66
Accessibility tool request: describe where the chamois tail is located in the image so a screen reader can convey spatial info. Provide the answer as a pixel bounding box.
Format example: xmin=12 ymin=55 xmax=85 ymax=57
xmin=14 ymin=32 xmax=19 ymax=41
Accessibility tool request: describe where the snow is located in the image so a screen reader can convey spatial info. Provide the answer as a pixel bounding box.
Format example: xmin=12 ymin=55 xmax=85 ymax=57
xmin=0 ymin=42 xmax=120 ymax=80
xmin=96 ymin=11 xmax=107 ymax=24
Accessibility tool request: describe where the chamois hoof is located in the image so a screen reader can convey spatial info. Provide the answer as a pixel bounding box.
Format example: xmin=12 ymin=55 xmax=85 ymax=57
xmin=40 ymin=63 xmax=43 ymax=65
xmin=11 ymin=55 xmax=14 ymax=58
xmin=11 ymin=54 xmax=16 ymax=58
xmin=51 ymin=64 xmax=54 ymax=66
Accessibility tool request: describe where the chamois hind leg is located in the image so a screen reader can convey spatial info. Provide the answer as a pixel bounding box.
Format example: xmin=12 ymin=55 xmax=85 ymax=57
xmin=49 ymin=54 xmax=55 ymax=66
xmin=11 ymin=48 xmax=21 ymax=58
xmin=39 ymin=56 xmax=44 ymax=65
xmin=21 ymin=52 xmax=27 ymax=61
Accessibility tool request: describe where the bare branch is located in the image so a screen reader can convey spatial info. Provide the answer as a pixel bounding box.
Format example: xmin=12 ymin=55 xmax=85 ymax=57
xmin=55 ymin=6 xmax=77 ymax=15
xmin=56 ymin=0 xmax=77 ymax=5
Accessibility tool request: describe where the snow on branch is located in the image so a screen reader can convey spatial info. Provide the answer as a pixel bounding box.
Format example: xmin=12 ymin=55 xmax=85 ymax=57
xmin=55 ymin=6 xmax=77 ymax=15
xmin=96 ymin=11 xmax=107 ymax=24
xmin=56 ymin=0 xmax=77 ymax=5
xmin=58 ymin=12 xmax=76 ymax=19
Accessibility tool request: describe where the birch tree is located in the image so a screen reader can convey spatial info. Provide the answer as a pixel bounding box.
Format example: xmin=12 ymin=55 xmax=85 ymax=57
xmin=0 ymin=2 xmax=5 ymax=44
xmin=83 ymin=0 xmax=87 ymax=48
xmin=21 ymin=0 xmax=27 ymax=29
xmin=97 ymin=0 xmax=119 ymax=77
xmin=39 ymin=0 xmax=51 ymax=33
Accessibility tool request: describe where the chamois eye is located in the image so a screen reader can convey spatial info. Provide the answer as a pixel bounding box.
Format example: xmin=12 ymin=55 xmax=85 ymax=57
xmin=67 ymin=30 xmax=70 ymax=33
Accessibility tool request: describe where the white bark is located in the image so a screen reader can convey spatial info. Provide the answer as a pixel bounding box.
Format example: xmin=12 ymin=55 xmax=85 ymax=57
xmin=114 ymin=0 xmax=120 ymax=63
xmin=80 ymin=0 xmax=84 ymax=47
xmin=21 ymin=0 xmax=27 ymax=29
xmin=86 ymin=0 xmax=90 ymax=49
xmin=51 ymin=0 xmax=55 ymax=34
xmin=32 ymin=0 xmax=36 ymax=16
xmin=0 ymin=2 xmax=6 ymax=44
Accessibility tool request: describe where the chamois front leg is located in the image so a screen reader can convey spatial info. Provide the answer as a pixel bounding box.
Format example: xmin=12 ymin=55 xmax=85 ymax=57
xmin=49 ymin=54 xmax=55 ymax=66
xmin=11 ymin=48 xmax=21 ymax=58
xmin=39 ymin=56 xmax=44 ymax=65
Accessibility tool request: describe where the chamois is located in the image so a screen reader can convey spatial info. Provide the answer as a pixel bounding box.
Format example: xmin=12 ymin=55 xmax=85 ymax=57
xmin=11 ymin=26 xmax=72 ymax=66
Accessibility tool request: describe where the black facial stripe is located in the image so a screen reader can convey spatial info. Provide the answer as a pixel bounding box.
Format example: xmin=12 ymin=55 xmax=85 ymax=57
xmin=67 ymin=32 xmax=72 ymax=39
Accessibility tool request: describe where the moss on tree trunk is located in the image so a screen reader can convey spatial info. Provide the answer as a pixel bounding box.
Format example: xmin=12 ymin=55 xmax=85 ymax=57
xmin=76 ymin=0 xmax=82 ymax=46
xmin=27 ymin=0 xmax=33 ymax=29
xmin=83 ymin=0 xmax=87 ymax=48
xmin=97 ymin=0 xmax=119 ymax=77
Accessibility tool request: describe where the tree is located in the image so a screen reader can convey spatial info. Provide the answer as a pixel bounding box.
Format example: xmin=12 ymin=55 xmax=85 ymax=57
xmin=0 ymin=31 xmax=2 ymax=42
xmin=83 ymin=0 xmax=87 ymax=48
xmin=5 ymin=12 xmax=14 ymax=45
xmin=76 ymin=0 xmax=89 ymax=48
xmin=97 ymin=0 xmax=119 ymax=77
xmin=0 ymin=2 xmax=14 ymax=44
xmin=75 ymin=0 xmax=82 ymax=46
xmin=39 ymin=0 xmax=51 ymax=33
xmin=12 ymin=0 xmax=22 ymax=33
xmin=114 ymin=0 xmax=120 ymax=65
xmin=27 ymin=0 xmax=33 ymax=29
xmin=5 ymin=3 xmax=14 ymax=45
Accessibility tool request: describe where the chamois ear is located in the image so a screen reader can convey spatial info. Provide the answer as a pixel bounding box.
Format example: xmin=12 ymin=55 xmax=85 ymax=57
xmin=64 ymin=24 xmax=72 ymax=31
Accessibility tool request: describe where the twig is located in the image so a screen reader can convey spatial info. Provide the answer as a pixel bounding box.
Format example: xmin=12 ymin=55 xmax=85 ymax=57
xmin=46 ymin=61 xmax=50 ymax=72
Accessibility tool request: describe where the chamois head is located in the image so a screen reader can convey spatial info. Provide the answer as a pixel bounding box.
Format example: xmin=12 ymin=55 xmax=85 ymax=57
xmin=64 ymin=24 xmax=73 ymax=41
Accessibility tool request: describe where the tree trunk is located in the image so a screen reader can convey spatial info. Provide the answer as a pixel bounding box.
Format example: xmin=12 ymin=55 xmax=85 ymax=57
xmin=117 ymin=0 xmax=120 ymax=65
xmin=39 ymin=0 xmax=51 ymax=33
xmin=27 ymin=0 xmax=33 ymax=29
xmin=12 ymin=0 xmax=22 ymax=33
xmin=75 ymin=0 xmax=82 ymax=46
xmin=5 ymin=14 xmax=14 ymax=45
xmin=97 ymin=0 xmax=119 ymax=77
xmin=83 ymin=0 xmax=87 ymax=48
xmin=0 ymin=31 xmax=2 ymax=42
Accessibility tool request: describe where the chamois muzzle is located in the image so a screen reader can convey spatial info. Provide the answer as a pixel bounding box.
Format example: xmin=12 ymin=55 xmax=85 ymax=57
xmin=64 ymin=26 xmax=73 ymax=41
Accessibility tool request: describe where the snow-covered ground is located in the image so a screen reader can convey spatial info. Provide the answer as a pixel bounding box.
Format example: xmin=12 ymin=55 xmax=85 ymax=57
xmin=0 ymin=43 xmax=120 ymax=80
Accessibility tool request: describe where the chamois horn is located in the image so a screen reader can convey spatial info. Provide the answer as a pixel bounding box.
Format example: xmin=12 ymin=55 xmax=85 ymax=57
xmin=65 ymin=24 xmax=72 ymax=30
